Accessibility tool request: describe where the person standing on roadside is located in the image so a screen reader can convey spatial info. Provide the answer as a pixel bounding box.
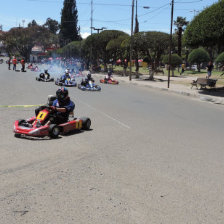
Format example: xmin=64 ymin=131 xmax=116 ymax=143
xmin=180 ymin=63 xmax=185 ymax=75
xmin=21 ymin=58 xmax=25 ymax=72
xmin=12 ymin=56 xmax=17 ymax=71
xmin=8 ymin=57 xmax=11 ymax=70
xmin=206 ymin=61 xmax=214 ymax=79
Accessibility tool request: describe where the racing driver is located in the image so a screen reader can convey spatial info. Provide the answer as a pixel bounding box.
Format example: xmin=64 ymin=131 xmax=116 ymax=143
xmin=35 ymin=87 xmax=75 ymax=124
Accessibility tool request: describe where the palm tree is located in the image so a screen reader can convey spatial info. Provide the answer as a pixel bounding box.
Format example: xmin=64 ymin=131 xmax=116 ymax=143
xmin=174 ymin=17 xmax=189 ymax=57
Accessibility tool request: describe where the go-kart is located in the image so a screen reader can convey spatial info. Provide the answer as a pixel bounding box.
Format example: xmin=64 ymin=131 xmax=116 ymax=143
xmin=36 ymin=73 xmax=54 ymax=82
xmin=14 ymin=96 xmax=91 ymax=138
xmin=100 ymin=78 xmax=119 ymax=85
xmin=78 ymin=80 xmax=101 ymax=91
xmin=55 ymin=76 xmax=77 ymax=87
xmin=27 ymin=64 xmax=33 ymax=69
xmin=31 ymin=66 xmax=40 ymax=72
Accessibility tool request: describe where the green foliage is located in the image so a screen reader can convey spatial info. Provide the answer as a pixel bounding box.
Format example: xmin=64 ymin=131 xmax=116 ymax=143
xmin=44 ymin=18 xmax=60 ymax=34
xmin=188 ymin=48 xmax=209 ymax=64
xmin=215 ymin=52 xmax=224 ymax=65
xmin=132 ymin=31 xmax=169 ymax=69
xmin=106 ymin=35 xmax=128 ymax=51
xmin=59 ymin=0 xmax=80 ymax=46
xmin=1 ymin=26 xmax=54 ymax=59
xmin=174 ymin=17 xmax=189 ymax=29
xmin=82 ymin=30 xmax=128 ymax=66
xmin=28 ymin=20 xmax=38 ymax=27
xmin=162 ymin=54 xmax=182 ymax=67
xmin=106 ymin=34 xmax=129 ymax=63
xmin=184 ymin=0 xmax=224 ymax=52
xmin=174 ymin=17 xmax=189 ymax=56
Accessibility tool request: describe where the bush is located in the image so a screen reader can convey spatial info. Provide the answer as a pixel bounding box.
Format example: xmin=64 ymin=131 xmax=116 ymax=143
xmin=188 ymin=48 xmax=209 ymax=64
xmin=215 ymin=52 xmax=224 ymax=66
xmin=162 ymin=54 xmax=182 ymax=68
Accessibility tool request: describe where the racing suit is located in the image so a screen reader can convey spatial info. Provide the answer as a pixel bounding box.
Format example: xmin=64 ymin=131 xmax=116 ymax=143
xmin=52 ymin=97 xmax=75 ymax=124
xmin=83 ymin=77 xmax=94 ymax=86
xmin=61 ymin=74 xmax=71 ymax=84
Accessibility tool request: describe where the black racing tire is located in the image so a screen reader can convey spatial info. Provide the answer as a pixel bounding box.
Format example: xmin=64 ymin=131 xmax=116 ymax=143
xmin=80 ymin=117 xmax=91 ymax=130
xmin=49 ymin=124 xmax=60 ymax=138
xmin=14 ymin=133 xmax=21 ymax=138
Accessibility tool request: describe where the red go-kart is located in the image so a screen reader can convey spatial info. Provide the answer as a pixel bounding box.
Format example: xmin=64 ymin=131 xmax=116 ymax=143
xmin=14 ymin=105 xmax=91 ymax=138
xmin=100 ymin=78 xmax=119 ymax=85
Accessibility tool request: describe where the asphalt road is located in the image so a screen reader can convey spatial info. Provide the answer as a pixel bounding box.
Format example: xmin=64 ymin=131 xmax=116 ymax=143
xmin=0 ymin=63 xmax=224 ymax=224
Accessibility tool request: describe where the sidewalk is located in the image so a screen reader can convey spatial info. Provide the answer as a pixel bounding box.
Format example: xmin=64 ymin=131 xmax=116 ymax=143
xmin=95 ymin=73 xmax=224 ymax=105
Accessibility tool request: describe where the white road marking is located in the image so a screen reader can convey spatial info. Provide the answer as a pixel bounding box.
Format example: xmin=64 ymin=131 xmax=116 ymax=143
xmin=78 ymin=100 xmax=131 ymax=129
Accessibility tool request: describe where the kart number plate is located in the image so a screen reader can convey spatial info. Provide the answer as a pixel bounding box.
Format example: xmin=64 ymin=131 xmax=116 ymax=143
xmin=76 ymin=120 xmax=82 ymax=129
xmin=37 ymin=111 xmax=47 ymax=120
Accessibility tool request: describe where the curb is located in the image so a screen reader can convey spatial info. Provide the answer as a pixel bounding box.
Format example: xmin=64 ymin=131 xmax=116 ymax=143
xmin=95 ymin=73 xmax=224 ymax=106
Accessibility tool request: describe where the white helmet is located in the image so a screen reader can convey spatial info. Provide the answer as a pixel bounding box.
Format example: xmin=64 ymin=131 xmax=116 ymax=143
xmin=65 ymin=69 xmax=69 ymax=73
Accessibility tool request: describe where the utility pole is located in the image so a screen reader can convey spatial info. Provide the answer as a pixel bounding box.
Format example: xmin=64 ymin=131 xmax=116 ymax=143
xmin=91 ymin=0 xmax=93 ymax=36
xmin=90 ymin=0 xmax=93 ymax=69
xmin=129 ymin=0 xmax=135 ymax=81
xmin=168 ymin=0 xmax=174 ymax=88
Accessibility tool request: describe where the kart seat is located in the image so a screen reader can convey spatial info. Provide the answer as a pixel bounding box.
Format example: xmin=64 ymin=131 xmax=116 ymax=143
xmin=47 ymin=95 xmax=56 ymax=106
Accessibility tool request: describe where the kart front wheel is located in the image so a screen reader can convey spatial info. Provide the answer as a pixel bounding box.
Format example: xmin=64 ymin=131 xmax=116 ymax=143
xmin=14 ymin=133 xmax=21 ymax=138
xmin=49 ymin=124 xmax=60 ymax=138
xmin=80 ymin=117 xmax=91 ymax=130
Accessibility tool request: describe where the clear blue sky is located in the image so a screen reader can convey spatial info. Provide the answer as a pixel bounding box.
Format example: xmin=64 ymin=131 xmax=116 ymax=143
xmin=0 ymin=0 xmax=218 ymax=38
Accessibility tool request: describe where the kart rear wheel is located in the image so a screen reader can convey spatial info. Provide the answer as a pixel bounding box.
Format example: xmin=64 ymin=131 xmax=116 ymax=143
xmin=49 ymin=124 xmax=60 ymax=138
xmin=80 ymin=117 xmax=91 ymax=130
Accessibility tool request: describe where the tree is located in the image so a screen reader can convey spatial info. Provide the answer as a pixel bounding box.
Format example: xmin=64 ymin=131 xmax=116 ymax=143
xmin=59 ymin=0 xmax=80 ymax=46
xmin=44 ymin=18 xmax=60 ymax=34
xmin=1 ymin=26 xmax=54 ymax=60
xmin=97 ymin=30 xmax=128 ymax=71
xmin=82 ymin=30 xmax=127 ymax=71
xmin=28 ymin=20 xmax=38 ymax=27
xmin=162 ymin=54 xmax=182 ymax=76
xmin=106 ymin=34 xmax=129 ymax=71
xmin=188 ymin=48 xmax=209 ymax=72
xmin=184 ymin=0 xmax=224 ymax=58
xmin=81 ymin=33 xmax=100 ymax=68
xmin=174 ymin=17 xmax=189 ymax=57
xmin=215 ymin=52 xmax=224 ymax=69
xmin=131 ymin=31 xmax=170 ymax=80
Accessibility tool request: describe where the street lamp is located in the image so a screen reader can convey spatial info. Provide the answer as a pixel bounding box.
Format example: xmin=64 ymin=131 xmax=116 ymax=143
xmin=90 ymin=27 xmax=107 ymax=34
xmin=190 ymin=10 xmax=199 ymax=16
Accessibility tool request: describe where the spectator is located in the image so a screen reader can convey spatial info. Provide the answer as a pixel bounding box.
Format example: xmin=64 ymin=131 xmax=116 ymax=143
xmin=12 ymin=56 xmax=17 ymax=71
xmin=206 ymin=61 xmax=214 ymax=79
xmin=21 ymin=58 xmax=25 ymax=72
xmin=180 ymin=63 xmax=185 ymax=75
xmin=8 ymin=57 xmax=11 ymax=70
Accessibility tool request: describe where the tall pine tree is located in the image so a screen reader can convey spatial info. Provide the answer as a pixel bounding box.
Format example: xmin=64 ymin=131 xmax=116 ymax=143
xmin=59 ymin=0 xmax=80 ymax=46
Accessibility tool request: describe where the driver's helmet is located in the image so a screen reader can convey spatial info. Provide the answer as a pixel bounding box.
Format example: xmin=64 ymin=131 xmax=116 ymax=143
xmin=65 ymin=69 xmax=69 ymax=74
xmin=108 ymin=71 xmax=112 ymax=76
xmin=87 ymin=71 xmax=91 ymax=79
xmin=56 ymin=87 xmax=68 ymax=102
xmin=44 ymin=69 xmax=48 ymax=73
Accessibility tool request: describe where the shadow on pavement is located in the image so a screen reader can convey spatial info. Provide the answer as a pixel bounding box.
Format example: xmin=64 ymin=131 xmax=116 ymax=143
xmin=198 ymin=87 xmax=224 ymax=97
xmin=62 ymin=128 xmax=93 ymax=137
